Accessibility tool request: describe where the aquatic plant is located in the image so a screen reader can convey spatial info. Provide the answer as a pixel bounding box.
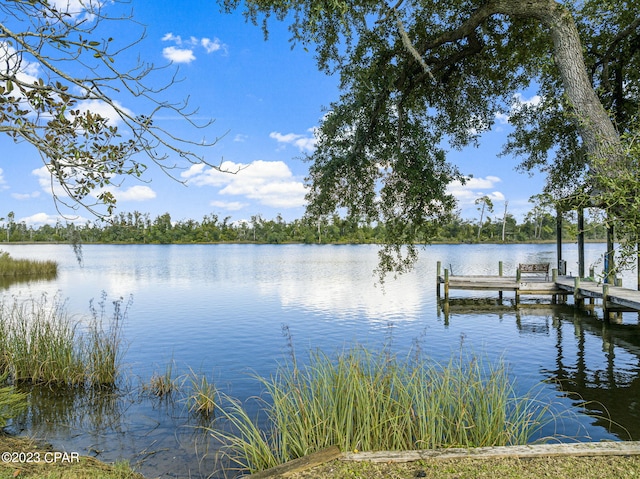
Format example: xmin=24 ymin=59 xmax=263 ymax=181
xmin=86 ymin=293 xmax=129 ymax=386
xmin=0 ymin=293 xmax=128 ymax=387
xmin=0 ymin=251 xmax=57 ymax=277
xmin=0 ymin=373 xmax=27 ymax=428
xmin=145 ymin=360 xmax=179 ymax=397
xmin=186 ymin=369 xmax=217 ymax=418
xmin=210 ymin=344 xmax=550 ymax=474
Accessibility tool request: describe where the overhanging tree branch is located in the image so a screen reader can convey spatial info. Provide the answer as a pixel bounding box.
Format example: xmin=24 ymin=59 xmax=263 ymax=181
xmin=1 ymin=0 xmax=224 ymax=216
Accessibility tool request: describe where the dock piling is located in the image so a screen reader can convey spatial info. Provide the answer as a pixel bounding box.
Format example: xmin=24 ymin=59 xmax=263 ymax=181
xmin=435 ymin=261 xmax=640 ymax=317
xmin=498 ymin=261 xmax=503 ymax=302
xmin=574 ymin=277 xmax=583 ymax=307
xmin=444 ymin=268 xmax=449 ymax=300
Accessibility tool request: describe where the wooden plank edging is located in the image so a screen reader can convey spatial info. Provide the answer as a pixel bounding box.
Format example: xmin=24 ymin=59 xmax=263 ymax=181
xmin=247 ymin=446 xmax=342 ymax=478
xmin=341 ymin=441 xmax=640 ymax=463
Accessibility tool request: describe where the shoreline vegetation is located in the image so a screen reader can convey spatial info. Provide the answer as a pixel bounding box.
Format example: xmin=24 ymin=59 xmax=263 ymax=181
xmin=0 ymin=295 xmax=634 ymax=477
xmin=0 ymin=291 xmax=558 ymax=477
xmin=209 ymin=327 xmax=551 ymax=476
xmin=2 ymin=436 xmax=640 ymax=479
xmin=0 ymin=209 xmax=610 ymax=245
xmin=0 ymin=293 xmax=126 ymax=387
xmin=0 ymin=251 xmax=57 ymax=278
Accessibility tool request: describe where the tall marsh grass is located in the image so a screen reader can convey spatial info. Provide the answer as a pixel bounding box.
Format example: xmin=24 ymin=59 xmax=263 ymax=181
xmin=0 ymin=251 xmax=57 ymax=277
xmin=0 ymin=293 xmax=128 ymax=387
xmin=0 ymin=373 xmax=27 ymax=428
xmin=211 ymin=344 xmax=551 ymax=474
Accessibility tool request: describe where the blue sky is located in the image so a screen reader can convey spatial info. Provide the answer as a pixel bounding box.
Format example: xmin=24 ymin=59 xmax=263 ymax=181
xmin=0 ymin=0 xmax=548 ymax=227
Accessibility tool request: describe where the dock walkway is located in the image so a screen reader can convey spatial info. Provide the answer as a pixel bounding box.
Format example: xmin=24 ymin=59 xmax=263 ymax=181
xmin=437 ymin=262 xmax=640 ymax=313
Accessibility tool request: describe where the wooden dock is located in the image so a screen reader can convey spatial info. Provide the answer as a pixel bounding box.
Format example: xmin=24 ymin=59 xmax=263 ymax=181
xmin=436 ymin=261 xmax=640 ymax=314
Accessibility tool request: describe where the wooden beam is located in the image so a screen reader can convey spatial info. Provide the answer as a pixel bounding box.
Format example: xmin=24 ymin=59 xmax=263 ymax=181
xmin=341 ymin=442 xmax=640 ymax=463
xmin=248 ymin=446 xmax=342 ymax=478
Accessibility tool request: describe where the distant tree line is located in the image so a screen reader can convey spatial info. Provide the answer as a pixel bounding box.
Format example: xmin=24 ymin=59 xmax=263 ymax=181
xmin=1 ymin=207 xmax=609 ymax=245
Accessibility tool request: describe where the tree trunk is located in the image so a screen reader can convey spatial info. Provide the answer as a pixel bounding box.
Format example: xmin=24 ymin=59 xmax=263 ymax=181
xmin=429 ymin=0 xmax=624 ymax=180
xmin=496 ymin=0 xmax=623 ymax=175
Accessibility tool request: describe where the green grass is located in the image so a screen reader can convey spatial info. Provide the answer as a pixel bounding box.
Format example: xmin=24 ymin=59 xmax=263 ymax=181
xmin=0 ymin=434 xmax=144 ymax=478
xmin=0 ymin=251 xmax=57 ymax=277
xmin=0 ymin=374 xmax=27 ymax=428
xmin=0 ymin=293 xmax=128 ymax=387
xmin=145 ymin=360 xmax=180 ymax=397
xmin=210 ymin=344 xmax=550 ymax=475
xmin=186 ymin=369 xmax=217 ymax=418
xmin=284 ymin=456 xmax=640 ymax=479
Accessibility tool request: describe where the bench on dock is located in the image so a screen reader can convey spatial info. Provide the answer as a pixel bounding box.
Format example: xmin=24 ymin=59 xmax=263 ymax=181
xmin=518 ymin=263 xmax=550 ymax=281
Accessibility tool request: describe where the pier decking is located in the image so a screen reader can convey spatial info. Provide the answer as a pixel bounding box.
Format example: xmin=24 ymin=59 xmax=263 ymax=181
xmin=436 ymin=261 xmax=640 ymax=314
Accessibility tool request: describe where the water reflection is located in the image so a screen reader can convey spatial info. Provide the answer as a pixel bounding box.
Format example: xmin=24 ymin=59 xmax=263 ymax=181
xmin=10 ymin=382 xmax=221 ymax=478
xmin=0 ymin=272 xmax=57 ymax=289
xmin=440 ymin=295 xmax=640 ymax=440
xmin=2 ymin=243 xmax=640 ymax=477
xmin=14 ymin=385 xmax=127 ymax=439
xmin=546 ymin=311 xmax=640 ymax=440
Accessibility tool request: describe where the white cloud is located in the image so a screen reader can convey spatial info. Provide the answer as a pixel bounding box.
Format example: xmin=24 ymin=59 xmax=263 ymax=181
xmin=182 ymin=160 xmax=307 ymax=209
xmin=48 ymin=0 xmax=98 ymax=20
xmin=162 ymin=46 xmax=196 ymax=64
xmin=12 ymin=192 xmax=40 ymax=200
xmin=161 ymin=33 xmax=227 ymax=63
xmin=514 ymin=93 xmax=542 ymax=107
xmin=19 ymin=212 xmax=87 ymax=226
xmin=495 ymin=112 xmax=510 ymax=125
xmin=447 ymin=175 xmax=505 ymax=206
xmin=33 ymin=165 xmax=68 ymax=198
xmin=269 ymin=129 xmax=317 ymax=152
xmin=210 ymin=200 xmax=247 ymax=211
xmin=0 ymin=168 xmax=7 ymax=190
xmin=161 ymin=33 xmax=181 ymax=43
xmin=496 ymin=93 xmax=543 ymax=124
xmin=201 ymin=38 xmax=225 ymax=54
xmin=19 ymin=213 xmax=59 ymax=226
xmin=74 ymin=99 xmax=133 ymax=127
xmin=33 ymin=166 xmax=156 ymax=203
xmin=111 ymin=185 xmax=156 ymax=202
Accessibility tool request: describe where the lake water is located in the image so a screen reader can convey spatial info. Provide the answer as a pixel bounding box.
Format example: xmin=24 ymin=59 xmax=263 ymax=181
xmin=2 ymin=243 xmax=640 ymax=478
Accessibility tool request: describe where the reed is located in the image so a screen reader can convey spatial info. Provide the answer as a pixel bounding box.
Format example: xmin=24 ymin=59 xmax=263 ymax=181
xmin=186 ymin=369 xmax=217 ymax=418
xmin=86 ymin=293 xmax=129 ymax=386
xmin=0 ymin=293 xmax=127 ymax=387
xmin=211 ymin=344 xmax=550 ymax=474
xmin=146 ymin=360 xmax=179 ymax=397
xmin=0 ymin=373 xmax=27 ymax=428
xmin=0 ymin=251 xmax=57 ymax=277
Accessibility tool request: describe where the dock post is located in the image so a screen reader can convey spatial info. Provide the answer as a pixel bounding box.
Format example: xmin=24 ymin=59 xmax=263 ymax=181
xmin=444 ymin=268 xmax=449 ymax=300
xmin=552 ymin=268 xmax=558 ymax=303
xmin=606 ymin=221 xmax=615 ymax=284
xmin=436 ymin=261 xmax=441 ymax=297
xmin=556 ymin=208 xmax=563 ymax=273
xmin=578 ymin=207 xmax=585 ymax=278
xmin=603 ymin=284 xmax=611 ymax=321
xmin=574 ymin=277 xmax=583 ymax=307
xmin=498 ymin=261 xmax=503 ymax=303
